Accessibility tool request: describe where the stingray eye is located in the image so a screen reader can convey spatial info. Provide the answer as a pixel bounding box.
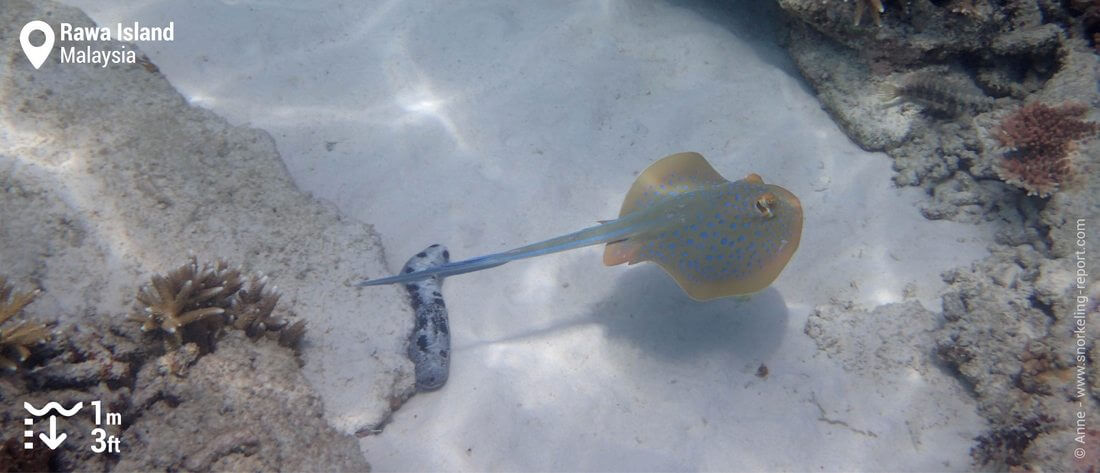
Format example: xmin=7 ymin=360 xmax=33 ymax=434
xmin=755 ymin=193 xmax=776 ymax=219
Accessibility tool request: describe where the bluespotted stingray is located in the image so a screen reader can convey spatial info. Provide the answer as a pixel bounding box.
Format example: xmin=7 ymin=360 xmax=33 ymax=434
xmin=359 ymin=152 xmax=802 ymax=300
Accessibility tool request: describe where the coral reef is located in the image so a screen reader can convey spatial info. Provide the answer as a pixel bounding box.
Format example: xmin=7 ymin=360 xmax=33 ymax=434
xmin=134 ymin=258 xmax=307 ymax=354
xmin=993 ymin=101 xmax=1099 ymax=197
xmin=0 ymin=312 xmax=369 ymax=472
xmin=934 ymin=244 xmax=1100 ymax=470
xmin=0 ymin=277 xmax=51 ymax=372
xmin=779 ymin=0 xmax=1100 ymax=469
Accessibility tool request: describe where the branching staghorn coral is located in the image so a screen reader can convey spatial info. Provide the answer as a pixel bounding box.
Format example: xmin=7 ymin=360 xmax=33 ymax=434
xmin=278 ymin=319 xmax=307 ymax=351
xmin=134 ymin=257 xmax=241 ymax=353
xmin=994 ymin=102 xmax=1099 ymax=197
xmin=227 ymin=273 xmax=307 ymax=352
xmin=228 ymin=273 xmax=284 ymax=339
xmin=0 ymin=277 xmax=51 ymax=372
xmin=135 ymin=258 xmax=306 ymax=354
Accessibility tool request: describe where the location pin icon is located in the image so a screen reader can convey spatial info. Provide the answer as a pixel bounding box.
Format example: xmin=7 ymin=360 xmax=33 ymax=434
xmin=20 ymin=21 xmax=55 ymax=70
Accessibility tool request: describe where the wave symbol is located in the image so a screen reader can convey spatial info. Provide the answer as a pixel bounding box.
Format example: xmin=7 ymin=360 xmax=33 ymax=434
xmin=24 ymin=401 xmax=83 ymax=417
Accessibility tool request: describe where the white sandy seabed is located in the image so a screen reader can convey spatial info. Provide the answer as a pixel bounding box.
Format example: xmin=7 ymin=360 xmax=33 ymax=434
xmin=61 ymin=0 xmax=996 ymax=470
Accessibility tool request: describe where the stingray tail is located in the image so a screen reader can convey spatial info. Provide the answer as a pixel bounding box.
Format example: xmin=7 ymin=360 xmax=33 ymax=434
xmin=358 ymin=216 xmax=650 ymax=287
xmin=357 ymin=255 xmax=509 ymax=287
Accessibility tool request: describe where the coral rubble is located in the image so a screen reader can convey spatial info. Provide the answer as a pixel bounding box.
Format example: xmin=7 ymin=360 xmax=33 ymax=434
xmin=0 ymin=277 xmax=50 ymax=372
xmin=994 ymin=101 xmax=1099 ymax=197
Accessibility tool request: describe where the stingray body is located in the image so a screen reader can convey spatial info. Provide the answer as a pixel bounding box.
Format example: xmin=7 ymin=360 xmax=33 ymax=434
xmin=359 ymin=152 xmax=802 ymax=300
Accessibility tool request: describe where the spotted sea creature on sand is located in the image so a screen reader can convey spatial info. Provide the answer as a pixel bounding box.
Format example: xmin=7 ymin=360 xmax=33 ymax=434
xmin=400 ymin=244 xmax=451 ymax=391
xmin=360 ymin=152 xmax=803 ymax=301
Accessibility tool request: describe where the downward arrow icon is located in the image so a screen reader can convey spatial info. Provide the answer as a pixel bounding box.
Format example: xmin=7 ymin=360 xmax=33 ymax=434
xmin=39 ymin=416 xmax=66 ymax=450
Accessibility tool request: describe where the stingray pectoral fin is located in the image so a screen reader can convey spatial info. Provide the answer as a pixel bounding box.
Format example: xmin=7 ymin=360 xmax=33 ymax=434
xmin=602 ymin=239 xmax=644 ymax=266
xmin=650 ymin=258 xmax=783 ymax=301
xmin=618 ymin=152 xmax=729 ymax=217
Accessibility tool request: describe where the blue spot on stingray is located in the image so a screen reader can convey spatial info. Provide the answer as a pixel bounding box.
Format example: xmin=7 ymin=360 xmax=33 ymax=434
xmin=700 ymin=231 xmax=708 ymax=239
xmin=720 ymin=238 xmax=729 ymax=245
xmin=686 ymin=238 xmax=694 ymax=245
xmin=667 ymin=243 xmax=676 ymax=250
xmin=738 ymin=235 xmax=745 ymax=242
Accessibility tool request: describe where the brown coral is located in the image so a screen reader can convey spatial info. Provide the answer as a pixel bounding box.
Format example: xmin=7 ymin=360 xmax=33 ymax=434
xmin=135 ymin=258 xmax=306 ymax=355
xmin=850 ymin=0 xmax=885 ymax=26
xmin=226 ymin=273 xmax=307 ymax=352
xmin=228 ymin=273 xmax=284 ymax=339
xmin=278 ymin=319 xmax=307 ymax=352
xmin=0 ymin=277 xmax=51 ymax=372
xmin=994 ymin=102 xmax=1099 ymax=197
xmin=134 ymin=257 xmax=242 ymax=352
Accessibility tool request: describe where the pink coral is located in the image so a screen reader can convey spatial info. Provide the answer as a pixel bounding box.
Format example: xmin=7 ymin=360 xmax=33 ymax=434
xmin=994 ymin=102 xmax=1099 ymax=197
